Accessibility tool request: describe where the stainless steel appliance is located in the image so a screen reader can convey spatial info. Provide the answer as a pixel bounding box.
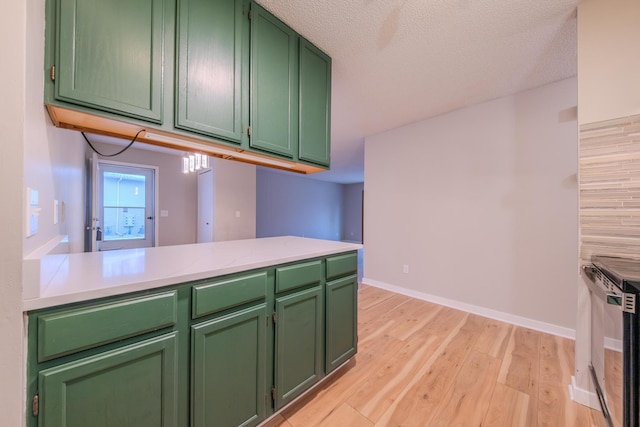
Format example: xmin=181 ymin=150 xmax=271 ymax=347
xmin=583 ymin=256 xmax=640 ymax=427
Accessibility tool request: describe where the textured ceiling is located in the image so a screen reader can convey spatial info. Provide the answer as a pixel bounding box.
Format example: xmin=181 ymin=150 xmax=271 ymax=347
xmin=259 ymin=0 xmax=578 ymax=183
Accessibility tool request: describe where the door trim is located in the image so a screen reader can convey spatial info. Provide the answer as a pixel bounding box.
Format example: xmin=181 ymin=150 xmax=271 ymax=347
xmin=94 ymin=159 xmax=160 ymax=250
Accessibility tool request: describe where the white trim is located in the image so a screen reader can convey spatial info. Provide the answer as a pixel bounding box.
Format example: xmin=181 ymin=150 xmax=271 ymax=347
xmin=569 ymin=376 xmax=601 ymax=410
xmin=362 ymin=277 xmax=579 ymax=339
xmin=362 ymin=278 xmax=624 ymax=351
xmin=96 ymin=160 xmax=160 ymax=249
xmin=605 ymin=337 xmax=622 ymax=352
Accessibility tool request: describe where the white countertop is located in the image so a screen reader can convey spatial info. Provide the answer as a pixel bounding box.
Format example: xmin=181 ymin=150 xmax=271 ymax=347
xmin=23 ymin=236 xmax=362 ymax=311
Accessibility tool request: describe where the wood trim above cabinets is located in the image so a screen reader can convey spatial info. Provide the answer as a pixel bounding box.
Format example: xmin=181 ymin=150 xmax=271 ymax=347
xmin=46 ymin=104 xmax=325 ymax=175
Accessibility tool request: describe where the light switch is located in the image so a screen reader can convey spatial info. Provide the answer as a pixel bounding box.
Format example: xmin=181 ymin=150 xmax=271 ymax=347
xmin=235 ymin=211 xmax=241 ymax=218
xmin=160 ymin=210 xmax=169 ymax=217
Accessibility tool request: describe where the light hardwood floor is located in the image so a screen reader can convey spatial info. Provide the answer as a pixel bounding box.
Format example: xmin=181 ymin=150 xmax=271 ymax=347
xmin=265 ymin=284 xmax=622 ymax=427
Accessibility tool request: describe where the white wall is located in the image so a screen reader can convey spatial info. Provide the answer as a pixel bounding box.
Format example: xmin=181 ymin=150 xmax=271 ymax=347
xmin=342 ymin=183 xmax=363 ymax=242
xmin=578 ymin=0 xmax=640 ymax=124
xmin=364 ymin=78 xmax=578 ymax=331
xmin=1 ymin=1 xmax=26 ymax=425
xmin=92 ymin=142 xmax=198 ymax=247
xmin=256 ymin=168 xmax=343 ymax=241
xmin=2 ymin=0 xmax=90 ymax=422
xmin=23 ymin=0 xmax=87 ymax=257
xmin=213 ymin=158 xmax=256 ymax=241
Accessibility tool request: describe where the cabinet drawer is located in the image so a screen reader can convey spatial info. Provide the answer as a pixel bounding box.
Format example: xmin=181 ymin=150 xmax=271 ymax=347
xmin=326 ymin=252 xmax=357 ymax=281
xmin=276 ymin=260 xmax=322 ymax=293
xmin=192 ymin=272 xmax=268 ymax=319
xmin=38 ymin=291 xmax=178 ymax=362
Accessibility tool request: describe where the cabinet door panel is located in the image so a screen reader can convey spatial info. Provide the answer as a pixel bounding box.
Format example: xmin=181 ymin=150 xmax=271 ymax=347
xmin=39 ymin=333 xmax=178 ymax=427
xmin=274 ymin=286 xmax=323 ymax=409
xmin=250 ymin=3 xmax=298 ymax=158
xmin=298 ymin=39 xmax=331 ymax=166
xmin=326 ymin=275 xmax=358 ymax=373
xmin=176 ymin=0 xmax=247 ymax=142
xmin=56 ymin=0 xmax=164 ymax=122
xmin=192 ymin=304 xmax=267 ymax=427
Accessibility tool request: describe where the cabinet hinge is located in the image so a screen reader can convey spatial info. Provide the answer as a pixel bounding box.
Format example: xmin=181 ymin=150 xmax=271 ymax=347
xmin=50 ymin=65 xmax=55 ymax=82
xmin=247 ymin=126 xmax=252 ymax=137
xmin=248 ymin=9 xmax=253 ymax=20
xmin=32 ymin=393 xmax=39 ymax=417
xmin=271 ymin=387 xmax=276 ymax=401
xmin=272 ymin=311 xmax=276 ymax=324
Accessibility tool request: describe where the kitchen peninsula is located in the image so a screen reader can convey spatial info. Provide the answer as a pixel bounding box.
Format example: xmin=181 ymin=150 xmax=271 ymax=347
xmin=25 ymin=236 xmax=361 ymax=427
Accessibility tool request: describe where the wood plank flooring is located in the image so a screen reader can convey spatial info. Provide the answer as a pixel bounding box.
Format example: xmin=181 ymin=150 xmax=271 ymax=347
xmin=264 ymin=284 xmax=621 ymax=427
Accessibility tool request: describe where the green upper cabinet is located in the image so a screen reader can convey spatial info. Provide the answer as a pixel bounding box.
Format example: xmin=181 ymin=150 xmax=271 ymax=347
xmin=176 ymin=0 xmax=249 ymax=143
xmin=249 ymin=3 xmax=299 ymax=158
xmin=298 ymin=38 xmax=331 ymax=167
xmin=54 ymin=0 xmax=165 ymax=123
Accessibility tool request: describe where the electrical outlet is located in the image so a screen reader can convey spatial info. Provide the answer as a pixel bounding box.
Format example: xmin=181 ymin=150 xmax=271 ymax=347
xmin=403 ymin=264 xmax=409 ymax=274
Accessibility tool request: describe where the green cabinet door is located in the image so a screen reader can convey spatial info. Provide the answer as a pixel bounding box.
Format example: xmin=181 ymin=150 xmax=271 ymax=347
xmin=191 ymin=304 xmax=267 ymax=427
xmin=38 ymin=333 xmax=178 ymax=427
xmin=325 ymin=275 xmax=358 ymax=373
xmin=249 ymin=3 xmax=298 ymax=158
xmin=54 ymin=0 xmax=165 ymax=123
xmin=176 ymin=0 xmax=249 ymax=143
xmin=274 ymin=286 xmax=323 ymax=409
xmin=298 ymin=39 xmax=331 ymax=167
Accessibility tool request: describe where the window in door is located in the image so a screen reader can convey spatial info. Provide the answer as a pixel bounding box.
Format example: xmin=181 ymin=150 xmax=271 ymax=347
xmin=97 ymin=162 xmax=156 ymax=251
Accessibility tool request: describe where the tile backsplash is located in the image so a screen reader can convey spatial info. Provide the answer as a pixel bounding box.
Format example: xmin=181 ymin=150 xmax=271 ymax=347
xmin=580 ymin=114 xmax=640 ymax=263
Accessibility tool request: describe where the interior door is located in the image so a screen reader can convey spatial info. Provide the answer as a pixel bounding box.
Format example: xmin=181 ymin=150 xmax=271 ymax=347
xmin=97 ymin=162 xmax=156 ymax=251
xmin=197 ymin=169 xmax=214 ymax=243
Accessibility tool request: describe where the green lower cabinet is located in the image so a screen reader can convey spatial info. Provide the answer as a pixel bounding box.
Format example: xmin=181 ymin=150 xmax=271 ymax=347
xmin=325 ymin=275 xmax=358 ymax=373
xmin=191 ymin=303 xmax=267 ymax=427
xmin=274 ymin=286 xmax=323 ymax=409
xmin=38 ymin=333 xmax=178 ymax=427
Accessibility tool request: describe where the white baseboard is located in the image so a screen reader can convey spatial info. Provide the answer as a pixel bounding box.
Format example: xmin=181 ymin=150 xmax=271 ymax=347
xmin=605 ymin=336 xmax=622 ymax=352
xmin=361 ymin=278 xmax=624 ymax=351
xmin=569 ymin=376 xmax=601 ymax=410
xmin=362 ymin=277 xmax=576 ymax=340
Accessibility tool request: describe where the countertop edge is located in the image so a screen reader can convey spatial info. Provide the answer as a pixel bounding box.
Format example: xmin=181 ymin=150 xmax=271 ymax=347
xmin=23 ymin=237 xmax=362 ymax=311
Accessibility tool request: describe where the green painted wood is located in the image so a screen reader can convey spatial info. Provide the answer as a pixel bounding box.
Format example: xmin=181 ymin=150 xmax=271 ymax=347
xmin=38 ymin=291 xmax=178 ymax=362
xmin=39 ymin=332 xmax=178 ymax=427
xmin=191 ymin=304 xmax=267 ymax=427
xmin=298 ymin=38 xmax=331 ymax=167
xmin=275 ymin=260 xmax=322 ymax=294
xmin=325 ymin=274 xmax=358 ymax=373
xmin=55 ymin=0 xmax=164 ymax=122
xmin=176 ymin=0 xmax=248 ymax=143
xmin=250 ymin=3 xmax=298 ymax=158
xmin=274 ymin=286 xmax=323 ymax=409
xmin=192 ymin=272 xmax=267 ymax=319
xmin=325 ymin=252 xmax=358 ymax=281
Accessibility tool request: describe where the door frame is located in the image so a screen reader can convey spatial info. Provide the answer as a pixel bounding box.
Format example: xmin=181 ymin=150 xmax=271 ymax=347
xmin=92 ymin=159 xmax=160 ymax=251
